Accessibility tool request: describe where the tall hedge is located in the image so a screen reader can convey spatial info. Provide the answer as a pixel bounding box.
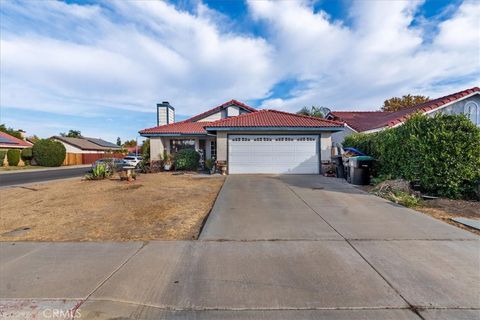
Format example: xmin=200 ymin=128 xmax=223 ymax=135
xmin=343 ymin=114 xmax=480 ymax=198
xmin=33 ymin=139 xmax=66 ymax=167
xmin=0 ymin=150 xmax=6 ymax=166
xmin=7 ymin=149 xmax=21 ymax=166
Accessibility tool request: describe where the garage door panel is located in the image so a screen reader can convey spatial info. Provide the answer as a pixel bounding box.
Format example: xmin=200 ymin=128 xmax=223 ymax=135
xmin=228 ymin=135 xmax=319 ymax=174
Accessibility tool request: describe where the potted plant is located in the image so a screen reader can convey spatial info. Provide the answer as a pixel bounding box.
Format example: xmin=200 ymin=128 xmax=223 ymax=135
xmin=205 ymin=158 xmax=215 ymax=174
xmin=163 ymin=151 xmax=173 ymax=171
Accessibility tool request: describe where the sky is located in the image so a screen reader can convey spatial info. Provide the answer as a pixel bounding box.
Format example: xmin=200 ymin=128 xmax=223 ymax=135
xmin=1 ymin=0 xmax=479 ymax=142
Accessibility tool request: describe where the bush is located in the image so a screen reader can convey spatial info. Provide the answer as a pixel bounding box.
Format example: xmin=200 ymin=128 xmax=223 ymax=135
xmin=174 ymin=149 xmax=200 ymax=170
xmin=0 ymin=150 xmax=6 ymax=166
xmin=33 ymin=139 xmax=66 ymax=167
xmin=343 ymin=114 xmax=480 ymax=199
xmin=7 ymin=149 xmax=21 ymax=166
xmin=21 ymin=148 xmax=33 ymax=164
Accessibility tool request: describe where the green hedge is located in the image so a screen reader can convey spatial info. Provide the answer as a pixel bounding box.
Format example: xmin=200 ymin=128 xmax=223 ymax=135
xmin=7 ymin=149 xmax=21 ymax=166
xmin=0 ymin=150 xmax=6 ymax=166
xmin=33 ymin=139 xmax=66 ymax=167
xmin=343 ymin=114 xmax=480 ymax=198
xmin=174 ymin=149 xmax=200 ymax=170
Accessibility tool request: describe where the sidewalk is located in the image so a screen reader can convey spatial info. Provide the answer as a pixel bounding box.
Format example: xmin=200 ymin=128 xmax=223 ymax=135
xmin=0 ymin=164 xmax=90 ymax=175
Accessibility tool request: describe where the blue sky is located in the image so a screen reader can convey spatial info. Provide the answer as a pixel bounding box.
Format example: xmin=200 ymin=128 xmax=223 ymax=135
xmin=1 ymin=0 xmax=478 ymax=142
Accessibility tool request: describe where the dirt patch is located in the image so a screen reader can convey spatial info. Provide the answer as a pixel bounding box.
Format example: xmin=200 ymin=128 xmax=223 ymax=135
xmin=415 ymin=198 xmax=480 ymax=235
xmin=0 ymin=173 xmax=225 ymax=241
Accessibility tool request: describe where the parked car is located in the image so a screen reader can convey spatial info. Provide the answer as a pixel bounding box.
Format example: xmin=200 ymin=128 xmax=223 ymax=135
xmin=91 ymin=158 xmax=126 ymax=173
xmin=123 ymin=155 xmax=143 ymax=168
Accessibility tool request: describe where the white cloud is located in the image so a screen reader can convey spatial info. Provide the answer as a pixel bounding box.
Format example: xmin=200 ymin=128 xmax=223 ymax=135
xmin=0 ymin=0 xmax=277 ymax=117
xmin=0 ymin=0 xmax=478 ymax=128
xmin=249 ymin=0 xmax=479 ymax=110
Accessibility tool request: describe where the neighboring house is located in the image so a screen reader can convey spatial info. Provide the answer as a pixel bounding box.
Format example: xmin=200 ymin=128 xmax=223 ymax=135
xmin=0 ymin=131 xmax=33 ymax=150
xmin=52 ymin=136 xmax=122 ymax=154
xmin=327 ymin=87 xmax=480 ymax=145
xmin=140 ymin=100 xmax=344 ymax=174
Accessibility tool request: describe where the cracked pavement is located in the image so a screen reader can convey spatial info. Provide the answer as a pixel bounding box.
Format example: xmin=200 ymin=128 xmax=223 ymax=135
xmin=1 ymin=175 xmax=479 ymax=319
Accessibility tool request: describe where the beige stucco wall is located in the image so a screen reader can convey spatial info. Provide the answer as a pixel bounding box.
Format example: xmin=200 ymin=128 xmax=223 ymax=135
xmin=150 ymin=137 xmax=165 ymax=161
xmin=216 ymin=132 xmax=228 ymax=161
xmin=319 ymin=132 xmax=332 ymax=162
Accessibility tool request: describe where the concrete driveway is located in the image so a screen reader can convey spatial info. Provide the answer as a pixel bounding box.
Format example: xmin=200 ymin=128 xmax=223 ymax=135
xmin=1 ymin=175 xmax=479 ymax=319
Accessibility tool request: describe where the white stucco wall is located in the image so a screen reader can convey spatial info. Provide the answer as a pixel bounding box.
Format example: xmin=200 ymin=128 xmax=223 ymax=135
xmin=216 ymin=132 xmax=228 ymax=161
xmin=331 ymin=125 xmax=357 ymax=146
xmin=197 ymin=111 xmax=222 ymax=122
xmin=428 ymin=95 xmax=480 ymax=126
xmin=53 ymin=139 xmax=104 ymax=154
xmin=150 ymin=137 xmax=165 ymax=161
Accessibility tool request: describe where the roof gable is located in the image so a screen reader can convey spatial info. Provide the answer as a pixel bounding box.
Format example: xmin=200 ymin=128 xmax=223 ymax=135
xmin=205 ymin=109 xmax=344 ymax=129
xmin=185 ymin=100 xmax=257 ymax=122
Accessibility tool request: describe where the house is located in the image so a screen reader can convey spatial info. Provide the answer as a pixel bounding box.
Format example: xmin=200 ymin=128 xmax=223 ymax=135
xmin=52 ymin=136 xmax=122 ymax=154
xmin=139 ymin=100 xmax=344 ymax=174
xmin=327 ymin=87 xmax=480 ymax=145
xmin=0 ymin=131 xmax=33 ymax=150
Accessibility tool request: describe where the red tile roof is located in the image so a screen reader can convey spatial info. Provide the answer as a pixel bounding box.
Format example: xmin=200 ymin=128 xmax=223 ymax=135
xmin=328 ymin=111 xmax=393 ymax=132
xmin=185 ymin=99 xmax=258 ymax=122
xmin=330 ymin=87 xmax=480 ymax=132
xmin=140 ymin=121 xmax=212 ymax=135
xmin=0 ymin=131 xmax=33 ymax=148
xmin=205 ymin=109 xmax=344 ymax=128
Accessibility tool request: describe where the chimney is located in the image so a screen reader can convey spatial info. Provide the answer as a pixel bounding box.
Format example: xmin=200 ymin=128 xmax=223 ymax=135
xmin=18 ymin=129 xmax=26 ymax=140
xmin=157 ymin=101 xmax=175 ymax=126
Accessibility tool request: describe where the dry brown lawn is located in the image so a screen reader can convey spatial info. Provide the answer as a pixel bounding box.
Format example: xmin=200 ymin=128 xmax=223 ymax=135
xmin=0 ymin=173 xmax=225 ymax=241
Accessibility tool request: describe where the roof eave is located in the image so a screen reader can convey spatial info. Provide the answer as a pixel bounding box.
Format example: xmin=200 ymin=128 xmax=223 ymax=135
xmin=205 ymin=126 xmax=344 ymax=132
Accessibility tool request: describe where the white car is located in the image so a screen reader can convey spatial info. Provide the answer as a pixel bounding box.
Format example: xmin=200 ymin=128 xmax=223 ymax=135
xmin=123 ymin=156 xmax=143 ymax=168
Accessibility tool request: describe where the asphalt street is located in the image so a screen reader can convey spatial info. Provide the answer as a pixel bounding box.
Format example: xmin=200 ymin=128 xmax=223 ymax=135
xmin=0 ymin=166 xmax=90 ymax=187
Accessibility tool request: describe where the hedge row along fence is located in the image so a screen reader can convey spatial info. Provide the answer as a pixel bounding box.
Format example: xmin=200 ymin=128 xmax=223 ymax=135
xmin=343 ymin=114 xmax=480 ymax=199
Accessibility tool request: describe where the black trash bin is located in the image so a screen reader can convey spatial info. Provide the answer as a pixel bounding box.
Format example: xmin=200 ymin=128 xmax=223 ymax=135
xmin=348 ymin=156 xmax=374 ymax=185
xmin=331 ymin=155 xmax=345 ymax=179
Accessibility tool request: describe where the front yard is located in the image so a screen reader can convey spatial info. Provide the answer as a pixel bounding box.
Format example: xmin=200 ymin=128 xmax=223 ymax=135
xmin=0 ymin=173 xmax=225 ymax=241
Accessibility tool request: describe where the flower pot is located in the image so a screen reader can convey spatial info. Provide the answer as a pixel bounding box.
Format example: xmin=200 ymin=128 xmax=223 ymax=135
xmin=164 ymin=164 xmax=172 ymax=171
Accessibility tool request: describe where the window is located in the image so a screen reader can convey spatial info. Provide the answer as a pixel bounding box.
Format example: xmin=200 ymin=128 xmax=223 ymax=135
xmin=170 ymin=139 xmax=195 ymax=153
xmin=464 ymin=101 xmax=479 ymax=125
xmin=210 ymin=141 xmax=216 ymax=160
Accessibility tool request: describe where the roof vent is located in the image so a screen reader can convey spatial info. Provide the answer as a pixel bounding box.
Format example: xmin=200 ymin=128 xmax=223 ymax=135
xmin=157 ymin=102 xmax=175 ymax=126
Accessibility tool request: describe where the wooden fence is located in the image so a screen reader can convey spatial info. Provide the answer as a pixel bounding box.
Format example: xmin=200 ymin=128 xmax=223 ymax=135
xmin=63 ymin=153 xmax=125 ymax=166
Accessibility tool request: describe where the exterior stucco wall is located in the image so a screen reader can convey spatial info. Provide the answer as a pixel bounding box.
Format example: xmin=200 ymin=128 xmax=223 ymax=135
xmin=150 ymin=137 xmax=165 ymax=161
xmin=53 ymin=139 xmax=104 ymax=154
xmin=331 ymin=125 xmax=357 ymax=146
xmin=216 ymin=132 xmax=228 ymax=161
xmin=428 ymin=95 xmax=480 ymax=126
xmin=197 ymin=111 xmax=222 ymax=122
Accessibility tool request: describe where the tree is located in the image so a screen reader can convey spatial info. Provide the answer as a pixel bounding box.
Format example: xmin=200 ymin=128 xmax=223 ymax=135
xmin=297 ymin=106 xmax=331 ymax=118
xmin=116 ymin=137 xmax=122 ymax=146
xmin=123 ymin=139 xmax=137 ymax=147
xmin=0 ymin=124 xmax=22 ymax=139
xmin=60 ymin=130 xmax=82 ymax=138
xmin=381 ymin=94 xmax=430 ymax=112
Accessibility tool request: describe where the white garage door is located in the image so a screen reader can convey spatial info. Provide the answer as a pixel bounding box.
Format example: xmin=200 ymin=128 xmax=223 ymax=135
xmin=228 ymin=135 xmax=319 ymax=174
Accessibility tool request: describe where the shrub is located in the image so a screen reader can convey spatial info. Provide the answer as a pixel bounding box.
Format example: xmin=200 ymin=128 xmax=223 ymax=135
xmin=7 ymin=149 xmax=21 ymax=166
xmin=343 ymin=113 xmax=480 ymax=199
xmin=33 ymin=139 xmax=66 ymax=167
xmin=0 ymin=150 xmax=6 ymax=166
xmin=21 ymin=148 xmax=33 ymax=164
xmin=174 ymin=149 xmax=200 ymax=170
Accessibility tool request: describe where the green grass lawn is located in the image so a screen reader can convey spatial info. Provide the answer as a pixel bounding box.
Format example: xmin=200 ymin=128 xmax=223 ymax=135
xmin=0 ymin=165 xmax=49 ymax=171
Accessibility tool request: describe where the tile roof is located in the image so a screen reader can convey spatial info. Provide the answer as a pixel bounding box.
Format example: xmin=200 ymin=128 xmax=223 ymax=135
xmin=328 ymin=111 xmax=393 ymax=132
xmin=205 ymin=109 xmax=344 ymax=128
xmin=139 ymin=121 xmax=212 ymax=135
xmin=330 ymin=87 xmax=480 ymax=132
xmin=185 ymin=99 xmax=258 ymax=122
xmin=0 ymin=131 xmax=33 ymax=148
xmin=53 ymin=136 xmax=121 ymax=151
